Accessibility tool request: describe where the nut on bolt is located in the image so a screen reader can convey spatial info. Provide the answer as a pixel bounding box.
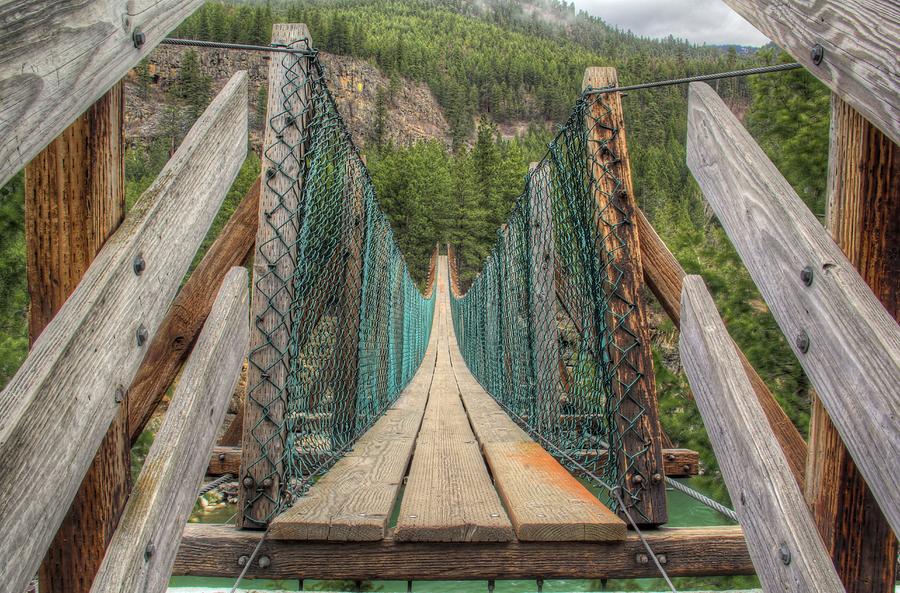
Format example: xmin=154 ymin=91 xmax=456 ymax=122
xmin=242 ymin=476 xmax=255 ymax=489
xmin=635 ymin=553 xmax=649 ymax=565
xmin=258 ymin=555 xmax=271 ymax=569
xmin=136 ymin=325 xmax=149 ymax=347
xmin=810 ymin=43 xmax=824 ymax=65
xmin=133 ymin=28 xmax=146 ymax=49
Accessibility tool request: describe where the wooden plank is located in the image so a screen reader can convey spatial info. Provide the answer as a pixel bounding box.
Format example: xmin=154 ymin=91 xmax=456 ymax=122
xmin=722 ymin=0 xmax=900 ymax=145
xmin=241 ymin=23 xmax=312 ymax=528
xmin=679 ymin=275 xmax=843 ymax=592
xmin=635 ymin=207 xmax=808 ymax=487
xmin=128 ymin=177 xmax=259 ymax=443
xmin=687 ymin=81 xmax=900 ymax=536
xmin=269 ymin=333 xmax=437 ymax=541
xmin=395 ymin=258 xmax=514 ymax=542
xmin=570 ymin=448 xmax=700 ymax=478
xmin=90 ymin=268 xmax=249 ymax=593
xmin=0 ymin=71 xmax=247 ymax=593
xmin=804 ymin=94 xmax=898 ymax=592
xmin=0 ymin=0 xmax=203 ymax=188
xmin=174 ymin=523 xmax=753 ymax=580
xmin=25 ymin=83 xmax=129 ymax=593
xmin=582 ymin=67 xmax=667 ymax=525
xmin=527 ymin=162 xmax=560 ymax=432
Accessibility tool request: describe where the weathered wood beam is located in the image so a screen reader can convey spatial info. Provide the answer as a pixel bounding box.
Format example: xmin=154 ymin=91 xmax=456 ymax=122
xmin=25 ymin=83 xmax=129 ymax=593
xmin=128 ymin=177 xmax=260 ymax=444
xmin=721 ymin=0 xmax=899 ymax=145
xmin=687 ymin=81 xmax=900 ymax=536
xmin=90 ymin=268 xmax=248 ymax=593
xmin=805 ymin=94 xmax=898 ymax=592
xmin=174 ymin=524 xmax=752 ymax=580
xmin=635 ymin=207 xmax=808 ymax=487
xmin=240 ymin=23 xmax=312 ymax=528
xmin=0 ymin=0 xmax=204 ymax=188
xmin=582 ymin=67 xmax=667 ymax=525
xmin=0 ymin=72 xmax=247 ymax=593
xmin=679 ymin=275 xmax=843 ymax=592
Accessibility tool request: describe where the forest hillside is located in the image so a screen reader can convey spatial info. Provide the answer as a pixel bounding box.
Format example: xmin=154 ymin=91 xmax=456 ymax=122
xmin=0 ymin=0 xmax=831 ymax=479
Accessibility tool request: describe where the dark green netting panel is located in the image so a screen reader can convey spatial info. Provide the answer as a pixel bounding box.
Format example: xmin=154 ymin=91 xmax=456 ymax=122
xmin=243 ymin=38 xmax=435 ymax=525
xmin=449 ymin=89 xmax=654 ymax=520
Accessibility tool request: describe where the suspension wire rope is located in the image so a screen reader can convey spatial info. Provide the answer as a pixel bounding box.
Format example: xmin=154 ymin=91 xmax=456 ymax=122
xmin=160 ymin=37 xmax=316 ymax=55
xmin=197 ymin=473 xmax=234 ymax=498
xmin=582 ymin=62 xmax=803 ymax=95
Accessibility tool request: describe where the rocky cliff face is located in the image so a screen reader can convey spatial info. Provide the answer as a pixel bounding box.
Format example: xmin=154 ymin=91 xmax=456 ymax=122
xmin=126 ymin=45 xmax=451 ymax=150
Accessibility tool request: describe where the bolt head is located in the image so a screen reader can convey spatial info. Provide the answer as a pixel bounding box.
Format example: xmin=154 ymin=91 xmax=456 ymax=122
xmin=658 ymin=553 xmax=668 ymax=565
xmin=651 ymin=473 xmax=663 ymax=484
xmin=796 ymin=330 xmax=810 ymax=353
xmin=262 ymin=477 xmax=273 ymax=488
xmin=258 ymin=555 xmax=271 ymax=569
xmin=242 ymin=476 xmax=255 ymax=488
xmin=800 ymin=266 xmax=814 ymax=286
xmin=810 ymin=44 xmax=824 ymax=65
xmin=632 ymin=474 xmax=643 ymax=484
xmin=133 ymin=29 xmax=146 ymax=49
xmin=136 ymin=325 xmax=149 ymax=347
xmin=238 ymin=555 xmax=249 ymax=567
xmin=635 ymin=553 xmax=649 ymax=564
xmin=144 ymin=542 xmax=156 ymax=559
xmin=218 ymin=453 xmax=226 ymax=462
xmin=779 ymin=543 xmax=792 ymax=565
xmin=114 ymin=385 xmax=126 ymax=404
xmin=133 ymin=254 xmax=146 ymax=276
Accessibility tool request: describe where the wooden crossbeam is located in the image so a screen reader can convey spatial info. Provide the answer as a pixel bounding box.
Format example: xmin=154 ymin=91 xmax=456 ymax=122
xmin=679 ymin=275 xmax=843 ymax=592
xmin=89 ymin=268 xmax=249 ymax=593
xmin=634 ymin=207 xmax=808 ymax=487
xmin=722 ymin=0 xmax=899 ymax=145
xmin=687 ymin=81 xmax=900 ymax=536
xmin=0 ymin=0 xmax=203 ymax=187
xmin=174 ymin=524 xmax=753 ymax=580
xmin=0 ymin=71 xmax=247 ymax=593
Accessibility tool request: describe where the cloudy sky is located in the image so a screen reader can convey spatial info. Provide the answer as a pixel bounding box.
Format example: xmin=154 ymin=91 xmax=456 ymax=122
xmin=570 ymin=0 xmax=770 ymax=46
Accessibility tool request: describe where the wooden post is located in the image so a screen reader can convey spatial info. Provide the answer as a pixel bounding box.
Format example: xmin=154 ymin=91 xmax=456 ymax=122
xmin=687 ymin=81 xmax=900 ymax=536
xmin=679 ymin=276 xmax=844 ymax=593
xmin=634 ymin=207 xmax=808 ymax=487
xmin=804 ymin=94 xmax=898 ymax=592
xmin=527 ymin=162 xmax=560 ymax=432
xmin=0 ymin=72 xmax=247 ymax=593
xmin=582 ymin=67 xmax=667 ymax=525
xmin=24 ymin=83 xmax=128 ymax=593
xmin=90 ymin=268 xmax=249 ymax=593
xmin=241 ymin=24 xmax=313 ymax=527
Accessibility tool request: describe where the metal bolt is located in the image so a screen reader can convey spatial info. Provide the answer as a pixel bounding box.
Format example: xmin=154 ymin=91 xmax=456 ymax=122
xmin=136 ymin=325 xmax=149 ymax=347
xmin=242 ymin=476 xmax=255 ymax=488
xmin=800 ymin=266 xmax=814 ymax=286
xmin=632 ymin=474 xmax=643 ymax=485
xmin=779 ymin=543 xmax=792 ymax=565
xmin=658 ymin=554 xmax=668 ymax=565
xmin=740 ymin=491 xmax=746 ymax=505
xmin=258 ymin=555 xmax=271 ymax=569
xmin=665 ymin=453 xmax=675 ymax=462
xmin=796 ymin=330 xmax=810 ymax=353
xmin=651 ymin=473 xmax=663 ymax=484
xmin=218 ymin=453 xmax=226 ymax=462
xmin=265 ymin=168 xmax=276 ymax=179
xmin=262 ymin=477 xmax=273 ymax=488
xmin=144 ymin=542 xmax=156 ymax=559
xmin=635 ymin=553 xmax=649 ymax=565
xmin=133 ymin=254 xmax=146 ymax=276
xmin=488 ymin=580 xmax=495 ymax=593
xmin=114 ymin=385 xmax=126 ymax=404
xmin=810 ymin=44 xmax=824 ymax=65
xmin=682 ymin=464 xmax=692 ymax=474
xmin=237 ymin=555 xmax=249 ymax=567
xmin=133 ymin=28 xmax=146 ymax=49
xmin=536 ymin=578 xmax=544 ymax=592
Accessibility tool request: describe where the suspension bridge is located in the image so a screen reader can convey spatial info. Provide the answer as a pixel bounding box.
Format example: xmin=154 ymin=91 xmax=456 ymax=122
xmin=0 ymin=3 xmax=898 ymax=593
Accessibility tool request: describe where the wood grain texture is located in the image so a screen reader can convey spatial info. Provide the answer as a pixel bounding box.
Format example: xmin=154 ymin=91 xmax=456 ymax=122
xmin=722 ymin=0 xmax=899 ymax=145
xmin=269 ymin=322 xmax=438 ymax=541
xmin=687 ymin=81 xmax=900 ymax=536
xmin=582 ymin=67 xmax=667 ymax=525
xmin=635 ymin=207 xmax=808 ymax=487
xmin=0 ymin=71 xmax=246 ymax=593
xmin=128 ymin=177 xmax=259 ymax=443
xmin=25 ymin=84 xmax=130 ymax=593
xmin=240 ymin=24 xmax=312 ymax=528
xmin=90 ymin=268 xmax=249 ymax=593
xmin=570 ymin=448 xmax=700 ymax=478
xmin=174 ymin=523 xmax=753 ymax=580
xmin=395 ymin=258 xmax=514 ymax=542
xmin=679 ymin=275 xmax=843 ymax=592
xmin=805 ymin=93 xmax=898 ymax=592
xmin=0 ymin=0 xmax=203 ymax=187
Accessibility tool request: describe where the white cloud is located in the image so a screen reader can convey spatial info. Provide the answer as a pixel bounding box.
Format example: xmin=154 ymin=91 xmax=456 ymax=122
xmin=570 ymin=0 xmax=770 ymax=46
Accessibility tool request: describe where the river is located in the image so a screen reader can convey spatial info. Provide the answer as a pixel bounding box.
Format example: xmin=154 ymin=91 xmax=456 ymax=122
xmin=168 ymin=477 xmax=761 ymax=592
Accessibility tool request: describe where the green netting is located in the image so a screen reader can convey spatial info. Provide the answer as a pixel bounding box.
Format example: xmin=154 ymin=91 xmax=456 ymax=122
xmin=243 ymin=38 xmax=435 ymax=526
xmin=449 ymin=89 xmax=656 ymax=521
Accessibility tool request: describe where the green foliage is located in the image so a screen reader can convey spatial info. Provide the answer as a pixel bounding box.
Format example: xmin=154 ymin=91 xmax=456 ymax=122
xmin=0 ymin=173 xmax=27 ymax=388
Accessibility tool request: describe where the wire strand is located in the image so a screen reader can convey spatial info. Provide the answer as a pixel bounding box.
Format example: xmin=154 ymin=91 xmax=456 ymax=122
xmin=583 ymin=62 xmax=803 ymax=95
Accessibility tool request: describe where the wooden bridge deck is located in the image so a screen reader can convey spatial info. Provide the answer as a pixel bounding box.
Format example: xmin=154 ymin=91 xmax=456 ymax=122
xmin=270 ymin=256 xmax=626 ymax=543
